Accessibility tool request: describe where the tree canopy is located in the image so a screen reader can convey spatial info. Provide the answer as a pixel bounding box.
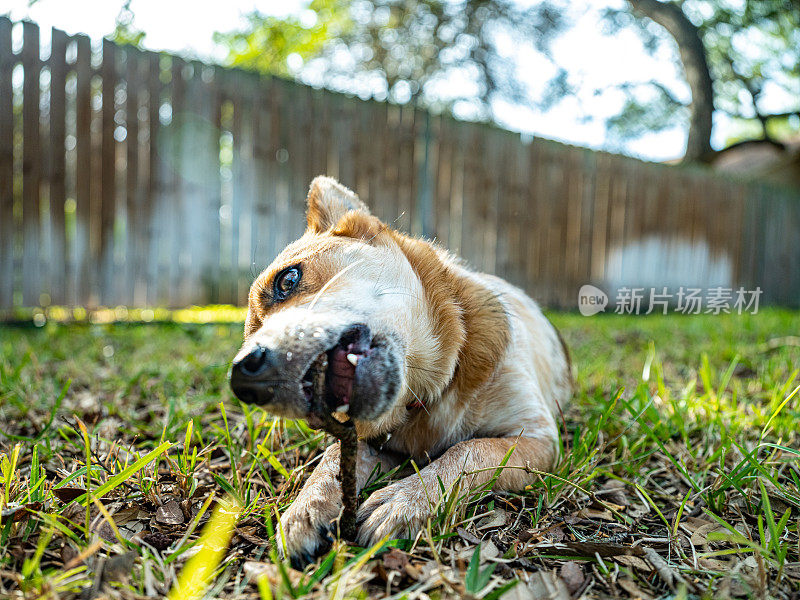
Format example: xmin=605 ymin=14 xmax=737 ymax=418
xmin=214 ymin=0 xmax=569 ymax=120
xmin=606 ymin=0 xmax=800 ymax=161
xmin=214 ymin=0 xmax=799 ymax=163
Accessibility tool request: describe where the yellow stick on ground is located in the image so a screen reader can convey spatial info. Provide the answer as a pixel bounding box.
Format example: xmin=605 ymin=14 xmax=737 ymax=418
xmin=168 ymin=496 xmax=241 ymax=600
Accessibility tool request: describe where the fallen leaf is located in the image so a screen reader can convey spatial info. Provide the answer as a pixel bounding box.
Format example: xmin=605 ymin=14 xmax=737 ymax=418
xmin=140 ymin=531 xmax=172 ymax=551
xmin=458 ymin=527 xmax=483 ymax=545
xmin=617 ymin=577 xmax=655 ymax=600
xmin=53 ymin=487 xmax=86 ymax=503
xmin=481 ymin=540 xmax=500 ymax=560
xmin=615 ymin=554 xmax=653 ymax=571
xmin=628 ymin=504 xmax=649 ymax=518
xmin=476 ymin=507 xmax=509 ymax=530
xmin=235 ymin=525 xmax=264 ymax=546
xmin=155 ymin=500 xmax=184 ymax=525
xmin=103 ymin=552 xmax=137 ymax=582
xmin=643 ymin=547 xmax=684 ymax=591
xmin=559 ymin=561 xmax=585 ymax=595
xmin=547 ymin=526 xmax=566 ymax=542
xmin=577 ymin=507 xmax=615 ymax=521
xmin=690 ymin=522 xmax=728 ymax=547
xmin=599 ymin=480 xmax=629 ymax=506
xmin=698 ymin=557 xmax=732 ymax=571
xmin=382 ymin=548 xmax=410 ymax=571
xmin=526 ymin=569 xmax=570 ymax=600
xmin=61 ymin=543 xmax=78 ymax=566
xmin=404 ymin=562 xmax=423 ymax=580
xmin=0 ymin=502 xmax=42 ymax=522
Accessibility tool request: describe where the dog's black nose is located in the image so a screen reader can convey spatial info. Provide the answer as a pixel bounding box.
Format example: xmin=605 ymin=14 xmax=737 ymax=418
xmin=231 ymin=345 xmax=276 ymax=403
xmin=235 ymin=345 xmax=271 ymax=377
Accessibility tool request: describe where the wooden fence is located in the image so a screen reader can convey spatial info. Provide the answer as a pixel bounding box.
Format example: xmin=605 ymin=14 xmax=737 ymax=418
xmin=1 ymin=18 xmax=799 ymax=312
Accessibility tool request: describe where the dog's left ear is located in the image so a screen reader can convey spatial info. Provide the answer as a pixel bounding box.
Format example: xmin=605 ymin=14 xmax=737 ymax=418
xmin=306 ymin=176 xmax=370 ymax=233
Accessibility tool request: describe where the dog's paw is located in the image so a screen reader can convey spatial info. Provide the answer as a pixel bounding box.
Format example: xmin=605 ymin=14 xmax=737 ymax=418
xmin=278 ymin=494 xmax=339 ymax=568
xmin=356 ymin=478 xmax=432 ymax=547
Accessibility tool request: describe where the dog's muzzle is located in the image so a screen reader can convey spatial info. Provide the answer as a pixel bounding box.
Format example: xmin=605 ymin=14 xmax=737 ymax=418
xmin=229 ymin=322 xmax=402 ymax=422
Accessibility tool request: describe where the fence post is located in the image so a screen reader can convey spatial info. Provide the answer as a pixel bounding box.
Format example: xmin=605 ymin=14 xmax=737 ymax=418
xmin=0 ymin=18 xmax=13 ymax=309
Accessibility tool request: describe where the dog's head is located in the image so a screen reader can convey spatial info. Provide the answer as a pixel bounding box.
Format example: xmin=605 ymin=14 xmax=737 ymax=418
xmin=229 ymin=176 xmax=456 ymax=434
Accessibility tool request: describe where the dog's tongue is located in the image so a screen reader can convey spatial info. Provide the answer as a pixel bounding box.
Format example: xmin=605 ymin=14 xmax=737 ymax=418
xmin=328 ymin=346 xmax=355 ymax=404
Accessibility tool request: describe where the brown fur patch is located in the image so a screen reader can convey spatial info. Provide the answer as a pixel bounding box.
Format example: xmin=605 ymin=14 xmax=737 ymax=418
xmin=388 ymin=231 xmax=511 ymax=401
xmin=330 ymin=211 xmax=385 ymax=242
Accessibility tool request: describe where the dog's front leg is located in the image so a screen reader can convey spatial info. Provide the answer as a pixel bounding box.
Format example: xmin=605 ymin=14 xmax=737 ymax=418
xmin=356 ymin=436 xmax=555 ymax=547
xmin=280 ymin=440 xmax=396 ymax=566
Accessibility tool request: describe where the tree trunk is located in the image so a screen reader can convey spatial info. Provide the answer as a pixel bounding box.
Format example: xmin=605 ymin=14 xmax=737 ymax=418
xmin=628 ymin=0 xmax=715 ymax=163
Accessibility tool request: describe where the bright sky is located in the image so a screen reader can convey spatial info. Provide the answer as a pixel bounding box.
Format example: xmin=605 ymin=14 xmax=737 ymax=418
xmin=5 ymin=0 xmax=740 ymax=162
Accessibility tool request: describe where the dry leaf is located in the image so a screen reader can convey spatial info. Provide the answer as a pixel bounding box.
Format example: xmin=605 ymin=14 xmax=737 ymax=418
xmin=404 ymin=562 xmax=423 ymax=580
xmin=615 ymin=554 xmax=653 ymax=571
xmin=458 ymin=527 xmax=483 ymax=545
xmin=236 ymin=525 xmax=264 ymax=546
xmin=155 ymin=500 xmax=184 ymax=525
xmin=599 ymin=480 xmax=629 ymax=506
xmin=690 ymin=522 xmax=727 ymax=547
xmin=53 ymin=487 xmax=86 ymax=503
xmin=698 ymin=557 xmax=732 ymax=571
xmin=577 ymin=507 xmax=615 ymax=521
xmin=0 ymin=502 xmax=42 ymax=522
xmin=382 ymin=548 xmax=410 ymax=571
xmin=643 ymin=547 xmax=684 ymax=591
xmin=526 ymin=569 xmax=570 ymax=600
xmin=476 ymin=508 xmax=509 ymax=530
xmin=560 ymin=561 xmax=585 ymax=595
xmin=103 ymin=552 xmax=137 ymax=582
xmin=140 ymin=531 xmax=172 ymax=551
xmin=617 ymin=577 xmax=655 ymax=600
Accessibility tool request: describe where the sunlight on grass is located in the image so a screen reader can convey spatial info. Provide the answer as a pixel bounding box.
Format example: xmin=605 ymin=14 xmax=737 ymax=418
xmin=168 ymin=497 xmax=241 ymax=600
xmin=0 ymin=308 xmax=798 ymax=598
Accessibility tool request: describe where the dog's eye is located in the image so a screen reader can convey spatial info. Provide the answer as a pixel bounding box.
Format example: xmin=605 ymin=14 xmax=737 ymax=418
xmin=274 ymin=266 xmax=302 ymax=300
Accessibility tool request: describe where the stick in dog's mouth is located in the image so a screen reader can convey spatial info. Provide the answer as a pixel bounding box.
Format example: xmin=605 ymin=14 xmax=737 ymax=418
xmin=301 ymin=324 xmax=372 ymax=421
xmin=307 ymin=352 xmax=359 ymax=541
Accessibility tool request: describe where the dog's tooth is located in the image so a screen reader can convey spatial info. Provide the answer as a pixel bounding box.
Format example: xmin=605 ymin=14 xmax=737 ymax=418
xmin=346 ymin=353 xmax=359 ymax=366
xmin=334 ymin=404 xmax=350 ymax=413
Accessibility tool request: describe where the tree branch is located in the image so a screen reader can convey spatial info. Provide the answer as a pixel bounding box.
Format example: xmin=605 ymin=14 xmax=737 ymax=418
xmin=627 ymin=0 xmax=715 ymax=163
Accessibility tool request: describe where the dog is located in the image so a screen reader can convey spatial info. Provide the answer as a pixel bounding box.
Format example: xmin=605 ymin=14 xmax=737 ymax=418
xmin=229 ymin=176 xmax=573 ymax=565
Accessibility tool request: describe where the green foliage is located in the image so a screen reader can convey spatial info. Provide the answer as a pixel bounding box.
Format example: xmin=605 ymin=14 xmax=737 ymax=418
xmin=213 ymin=0 xmax=350 ymax=78
xmin=604 ymin=0 xmax=800 ymax=148
xmin=111 ymin=0 xmax=145 ymax=48
xmin=465 ymin=543 xmax=498 ymax=593
xmin=0 ymin=308 xmax=798 ymax=597
xmin=214 ymin=0 xmax=569 ymax=117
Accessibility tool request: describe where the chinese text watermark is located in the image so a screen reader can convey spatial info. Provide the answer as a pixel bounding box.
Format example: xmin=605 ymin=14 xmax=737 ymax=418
xmin=578 ymin=285 xmax=762 ymax=316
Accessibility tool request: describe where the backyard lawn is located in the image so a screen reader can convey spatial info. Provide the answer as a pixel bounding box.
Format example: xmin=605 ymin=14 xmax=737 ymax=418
xmin=0 ymin=308 xmax=798 ymax=599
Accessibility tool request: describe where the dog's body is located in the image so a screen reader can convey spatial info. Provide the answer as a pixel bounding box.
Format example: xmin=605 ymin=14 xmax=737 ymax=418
xmin=230 ymin=176 xmax=572 ymax=564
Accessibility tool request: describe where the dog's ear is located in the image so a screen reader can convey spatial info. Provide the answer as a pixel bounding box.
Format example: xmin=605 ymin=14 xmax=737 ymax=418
xmin=306 ymin=176 xmax=370 ymax=233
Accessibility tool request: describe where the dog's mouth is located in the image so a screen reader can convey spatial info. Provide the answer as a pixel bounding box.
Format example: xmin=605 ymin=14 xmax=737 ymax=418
xmin=301 ymin=324 xmax=373 ymax=416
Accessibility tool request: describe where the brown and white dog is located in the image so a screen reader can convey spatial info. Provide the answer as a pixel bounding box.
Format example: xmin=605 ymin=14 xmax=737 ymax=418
xmin=229 ymin=176 xmax=573 ymax=565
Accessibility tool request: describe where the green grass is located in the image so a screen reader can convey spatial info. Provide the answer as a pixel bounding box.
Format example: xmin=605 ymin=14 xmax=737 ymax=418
xmin=1 ymin=307 xmax=799 ymax=599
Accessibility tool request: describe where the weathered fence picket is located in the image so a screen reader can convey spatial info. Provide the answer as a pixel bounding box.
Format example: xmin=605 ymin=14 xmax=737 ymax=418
xmin=0 ymin=18 xmax=798 ymax=312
